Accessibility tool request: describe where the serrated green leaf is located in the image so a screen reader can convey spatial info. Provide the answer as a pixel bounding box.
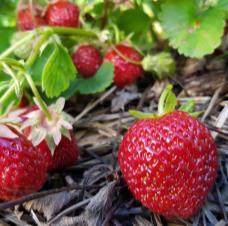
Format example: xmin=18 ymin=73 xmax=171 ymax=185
xmin=73 ymin=62 xmax=114 ymax=95
xmin=117 ymin=9 xmax=151 ymax=35
xmin=61 ymin=78 xmax=78 ymax=99
xmin=160 ymin=0 xmax=225 ymax=58
xmin=42 ymin=43 xmax=76 ymax=98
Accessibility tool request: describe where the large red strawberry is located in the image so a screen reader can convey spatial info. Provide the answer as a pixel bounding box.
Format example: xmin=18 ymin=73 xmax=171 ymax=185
xmin=104 ymin=44 xmax=143 ymax=87
xmin=118 ymin=87 xmax=218 ymax=219
xmin=72 ymin=44 xmax=102 ymax=78
xmin=0 ymin=125 xmax=46 ymax=200
xmin=44 ymin=1 xmax=80 ymax=27
xmin=17 ymin=9 xmax=46 ymax=31
xmin=20 ymin=101 xmax=80 ymax=172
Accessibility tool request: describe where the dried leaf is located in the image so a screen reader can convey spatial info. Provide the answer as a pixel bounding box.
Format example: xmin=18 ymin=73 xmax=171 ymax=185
xmin=0 ymin=219 xmax=11 ymax=226
xmin=2 ymin=213 xmax=32 ymax=226
xmin=216 ymin=220 xmax=228 ymax=226
xmin=24 ymin=191 xmax=79 ymax=221
xmin=85 ymin=181 xmax=117 ymax=226
xmin=133 ymin=216 xmax=153 ymax=226
xmin=203 ymin=204 xmax=218 ymax=225
xmin=51 ymin=215 xmax=87 ymax=226
xmin=111 ymin=86 xmax=141 ymax=112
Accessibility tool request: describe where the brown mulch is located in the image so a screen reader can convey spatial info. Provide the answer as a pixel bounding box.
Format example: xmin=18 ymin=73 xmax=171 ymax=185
xmin=0 ymin=53 xmax=227 ymax=226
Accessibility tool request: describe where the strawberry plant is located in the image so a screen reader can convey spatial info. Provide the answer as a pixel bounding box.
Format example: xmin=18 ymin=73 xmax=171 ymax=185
xmin=0 ymin=0 xmax=227 ymax=225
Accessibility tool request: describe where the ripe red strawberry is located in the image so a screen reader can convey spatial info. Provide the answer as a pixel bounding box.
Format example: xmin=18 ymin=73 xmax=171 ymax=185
xmin=118 ymin=111 xmax=218 ymax=219
xmin=44 ymin=1 xmax=80 ymax=27
xmin=17 ymin=9 xmax=46 ymax=31
xmin=104 ymin=44 xmax=143 ymax=87
xmin=21 ymin=106 xmax=80 ymax=172
xmin=18 ymin=96 xmax=29 ymax=108
xmin=72 ymin=44 xmax=102 ymax=78
xmin=0 ymin=126 xmax=46 ymax=200
xmin=35 ymin=132 xmax=79 ymax=172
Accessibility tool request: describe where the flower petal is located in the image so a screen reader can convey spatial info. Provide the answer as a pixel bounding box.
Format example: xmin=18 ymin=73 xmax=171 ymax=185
xmin=52 ymin=128 xmax=62 ymax=146
xmin=0 ymin=125 xmax=18 ymax=139
xmin=54 ymin=97 xmax=65 ymax=113
xmin=29 ymin=127 xmax=47 ymax=146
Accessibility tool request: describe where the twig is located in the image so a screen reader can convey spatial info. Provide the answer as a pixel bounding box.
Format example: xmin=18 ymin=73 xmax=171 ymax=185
xmin=73 ymin=86 xmax=117 ymax=123
xmin=211 ymin=105 xmax=228 ymax=139
xmin=202 ymin=84 xmax=225 ymax=122
xmin=0 ymin=185 xmax=99 ymax=210
xmin=101 ymin=0 xmax=110 ymax=29
xmin=215 ymin=183 xmax=228 ymax=221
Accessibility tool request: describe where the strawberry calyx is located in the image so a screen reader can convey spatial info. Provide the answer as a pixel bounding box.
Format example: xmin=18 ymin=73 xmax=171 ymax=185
xmin=21 ymin=97 xmax=73 ymax=155
xmin=129 ymin=84 xmax=202 ymax=119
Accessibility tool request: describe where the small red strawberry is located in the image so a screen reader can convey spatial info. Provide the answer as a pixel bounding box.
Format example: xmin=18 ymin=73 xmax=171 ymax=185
xmin=44 ymin=1 xmax=80 ymax=27
xmin=118 ymin=86 xmax=218 ymax=219
xmin=0 ymin=125 xmax=46 ymax=200
xmin=34 ymin=132 xmax=79 ymax=172
xmin=17 ymin=9 xmax=46 ymax=31
xmin=18 ymin=96 xmax=29 ymax=108
xmin=72 ymin=44 xmax=102 ymax=78
xmin=20 ymin=99 xmax=80 ymax=172
xmin=104 ymin=44 xmax=143 ymax=87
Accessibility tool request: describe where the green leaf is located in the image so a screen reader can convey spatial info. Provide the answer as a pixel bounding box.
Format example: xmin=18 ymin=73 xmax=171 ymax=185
xmin=159 ymin=0 xmax=225 ymax=58
xmin=0 ymin=28 xmax=15 ymax=52
xmin=179 ymin=99 xmax=195 ymax=112
xmin=73 ymin=62 xmax=114 ymax=95
xmin=129 ymin=109 xmax=156 ymax=119
xmin=189 ymin=111 xmax=204 ymax=118
xmin=217 ymin=0 xmax=228 ymax=11
xmin=61 ymin=78 xmax=78 ymax=99
xmin=117 ymin=9 xmax=151 ymax=35
xmin=158 ymin=84 xmax=177 ymax=115
xmin=41 ymin=42 xmax=76 ymax=98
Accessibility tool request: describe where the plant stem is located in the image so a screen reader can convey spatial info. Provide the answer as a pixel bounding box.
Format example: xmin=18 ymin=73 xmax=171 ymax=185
xmin=26 ymin=33 xmax=50 ymax=66
xmin=24 ymin=72 xmax=52 ymax=120
xmin=112 ymin=45 xmax=142 ymax=65
xmin=0 ymin=34 xmax=50 ymax=111
xmin=50 ymin=27 xmax=98 ymax=38
xmin=0 ymin=32 xmax=34 ymax=59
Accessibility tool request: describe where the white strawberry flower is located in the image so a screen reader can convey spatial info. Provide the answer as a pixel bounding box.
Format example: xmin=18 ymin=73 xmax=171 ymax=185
xmin=22 ymin=97 xmax=74 ymax=155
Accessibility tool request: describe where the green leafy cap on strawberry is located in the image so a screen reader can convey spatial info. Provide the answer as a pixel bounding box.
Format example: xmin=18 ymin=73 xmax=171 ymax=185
xmin=129 ymin=84 xmax=202 ymax=119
